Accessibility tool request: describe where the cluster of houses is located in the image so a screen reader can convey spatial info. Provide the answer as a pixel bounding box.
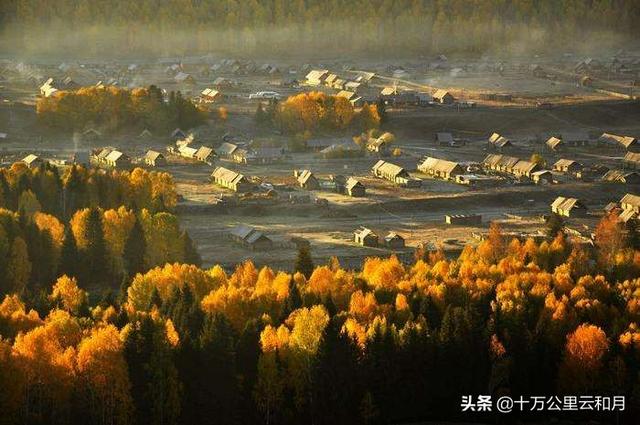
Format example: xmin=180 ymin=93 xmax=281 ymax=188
xmin=353 ymin=227 xmax=405 ymax=249
xmin=216 ymin=142 xmax=286 ymax=165
xmin=482 ymin=154 xmax=553 ymax=184
xmin=90 ymin=148 xmax=131 ymax=169
xmin=169 ymin=134 xmax=214 ymax=164
xmin=549 ymin=193 xmax=640 ymax=222
xmin=372 ymin=160 xmax=422 ymax=187
xmin=305 ymin=69 xmax=378 ymax=106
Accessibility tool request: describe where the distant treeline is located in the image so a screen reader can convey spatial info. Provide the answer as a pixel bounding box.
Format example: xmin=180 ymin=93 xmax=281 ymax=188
xmin=37 ymin=86 xmax=206 ymax=134
xmin=1 ymin=0 xmax=639 ymax=55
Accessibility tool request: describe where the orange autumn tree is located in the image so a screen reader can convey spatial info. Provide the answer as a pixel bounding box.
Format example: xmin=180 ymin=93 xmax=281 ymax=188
xmin=558 ymin=324 xmax=609 ymax=393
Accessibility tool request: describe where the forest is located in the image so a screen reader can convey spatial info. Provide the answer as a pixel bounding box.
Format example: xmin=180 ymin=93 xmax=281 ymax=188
xmin=36 ymin=86 xmax=206 ymax=134
xmin=256 ymin=92 xmax=380 ymax=137
xmin=2 ymin=156 xmax=640 ymax=424
xmin=1 ymin=0 xmax=639 ymax=56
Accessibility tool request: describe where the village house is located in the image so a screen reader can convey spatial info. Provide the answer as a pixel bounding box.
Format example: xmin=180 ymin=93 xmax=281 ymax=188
xmin=417 ymin=156 xmax=464 ymax=180
xmin=229 ymin=224 xmax=273 ymax=251
xmin=40 ymin=78 xmax=59 ymax=97
xmin=177 ymin=144 xmax=198 ymax=159
xmin=445 ymin=214 xmax=482 ymax=225
xmin=372 ymin=160 xmax=421 ymax=187
xmin=144 ymin=150 xmax=167 ymax=167
xmin=603 ymin=170 xmax=640 ymax=184
xmin=560 ymin=131 xmax=590 ymax=147
xmin=200 ymin=88 xmax=222 ymax=103
xmin=531 ymin=170 xmax=554 ymax=184
xmin=384 ymin=232 xmax=405 ymax=249
xmin=194 ymin=146 xmax=214 ymax=163
xmin=546 ymin=136 xmax=564 ymax=151
xmin=216 ymin=142 xmax=239 ymax=159
xmin=344 ymin=81 xmax=362 ymax=92
xmin=366 ymin=135 xmax=392 ymax=155
xmin=296 ymin=170 xmax=320 ymax=190
xmin=319 ymin=140 xmax=361 ymax=159
xmin=435 ymin=132 xmax=455 ymax=146
xmin=104 ymin=150 xmax=131 ymax=169
xmin=336 ymin=90 xmax=362 ymax=106
xmin=624 ymin=152 xmax=640 ymax=170
xmin=488 ymin=133 xmax=513 ymax=151
xmin=306 ymin=139 xmax=335 ymax=152
xmin=553 ymin=159 xmax=583 ymax=174
xmin=455 ymin=174 xmax=500 ymax=188
xmin=174 ymin=72 xmax=195 ymax=85
xmin=482 ymin=154 xmax=520 ymax=174
xmin=432 ymin=89 xmax=454 ymax=104
xmin=345 ymin=177 xmax=366 ymax=197
xmin=621 ymin=193 xmax=640 ymax=215
xmin=511 ymin=160 xmax=540 ymax=178
xmin=211 ymin=167 xmax=252 ymax=192
xmin=354 ymin=227 xmax=378 ymax=247
xmin=22 ymin=154 xmax=43 ymax=168
xmin=551 ymin=197 xmax=588 ymax=217
xmin=305 ymin=69 xmax=329 ymax=86
xmin=599 ymin=133 xmax=638 ymax=150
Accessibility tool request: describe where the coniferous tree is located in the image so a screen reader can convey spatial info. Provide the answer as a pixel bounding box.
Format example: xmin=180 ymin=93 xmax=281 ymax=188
xmin=312 ymin=317 xmax=363 ymax=425
xmin=294 ymin=246 xmax=314 ymax=278
xmin=59 ymin=226 xmax=79 ymax=278
xmin=180 ymin=231 xmax=202 ymax=267
xmin=123 ymin=215 xmax=146 ymax=277
xmin=82 ymin=207 xmax=109 ymax=285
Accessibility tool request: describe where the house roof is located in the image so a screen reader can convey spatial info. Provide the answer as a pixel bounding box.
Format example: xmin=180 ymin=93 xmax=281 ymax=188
xmin=621 ymin=193 xmax=640 ymax=208
xmin=482 ymin=154 xmax=519 ymax=169
xmin=560 ymin=131 xmax=590 ymax=142
xmin=489 ymin=132 xmax=512 ymax=147
xmin=178 ymin=145 xmax=198 ymax=156
xmin=217 ymin=142 xmax=238 ymax=156
xmin=372 ymin=160 xmax=405 ymax=177
xmin=195 ymin=146 xmax=213 ymax=160
xmin=201 ymin=88 xmax=220 ymax=98
xmin=345 ymin=177 xmax=364 ymax=190
xmin=546 ymin=137 xmax=563 ymax=149
xmin=212 ymin=166 xmax=246 ymax=184
xmin=305 ymin=69 xmax=329 ymax=82
xmin=145 ymin=150 xmax=163 ymax=161
xmin=418 ymin=156 xmax=461 ymax=174
xmin=512 ymin=160 xmax=539 ymax=174
xmin=22 ymin=154 xmax=41 ymax=164
xmin=384 ymin=232 xmax=404 ymax=241
xmin=433 ymin=89 xmax=452 ymax=99
xmin=380 ymin=87 xmax=397 ymax=96
xmin=625 ymin=152 xmax=640 ymax=163
xmin=297 ymin=170 xmax=316 ymax=185
xmin=174 ymin=72 xmax=193 ymax=82
xmin=436 ymin=132 xmax=454 ymax=143
xmin=336 ymin=90 xmax=357 ymax=101
xmin=551 ymin=196 xmax=585 ymax=211
xmin=105 ymin=150 xmax=126 ymax=162
xmin=603 ymin=169 xmax=639 ymax=182
xmin=354 ymin=227 xmax=377 ymax=238
xmin=553 ymin=159 xmax=581 ymax=169
xmin=600 ymin=132 xmax=637 ymax=149
xmin=230 ymin=224 xmax=255 ymax=240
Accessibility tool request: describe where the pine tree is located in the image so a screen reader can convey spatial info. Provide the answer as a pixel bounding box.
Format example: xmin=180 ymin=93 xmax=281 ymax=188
xmin=123 ymin=215 xmax=146 ymax=277
xmin=294 ymin=246 xmax=314 ymax=278
xmin=312 ymin=317 xmax=364 ymax=425
xmin=376 ymin=97 xmax=387 ymax=124
xmin=180 ymin=231 xmax=202 ymax=267
xmin=83 ymin=207 xmax=109 ymax=285
xmin=59 ymin=226 xmax=79 ymax=279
